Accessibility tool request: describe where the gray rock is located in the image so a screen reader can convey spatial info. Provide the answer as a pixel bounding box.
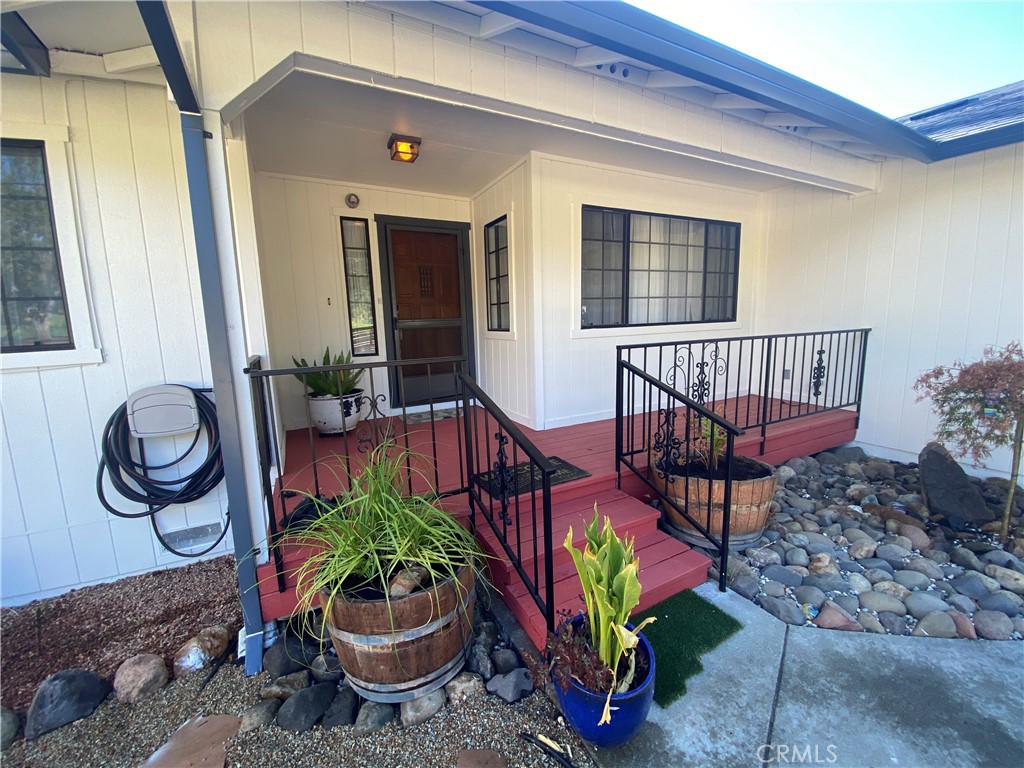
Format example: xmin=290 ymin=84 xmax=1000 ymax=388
xmin=848 ymin=539 xmax=878 ymax=560
xmin=832 ymin=594 xmax=861 ymax=617
xmin=863 ymin=461 xmax=896 ymax=482
xmin=873 ymin=581 xmax=912 ymax=601
xmin=113 ymin=654 xmax=167 ymax=704
xmin=239 ymin=699 xmax=281 ymax=734
xmin=950 ymin=547 xmax=986 ymax=573
xmin=1 ymin=707 xmax=18 ymax=751
xmin=904 ymin=592 xmax=950 ymax=620
xmin=951 ymin=573 xmax=996 ymax=599
xmin=946 ymin=594 xmax=977 ymax=615
xmin=25 ymin=669 xmax=111 ymax=740
xmin=785 ymin=533 xmax=809 ymax=548
xmin=802 ymin=573 xmax=850 ymax=593
xmin=924 ymin=549 xmax=951 ymax=564
xmin=1013 ymin=617 xmax=1024 ymax=635
xmin=844 ymin=527 xmax=873 ymax=543
xmin=876 ymin=611 xmax=910 ymax=635
xmin=846 ymin=573 xmax=873 ymax=594
xmin=485 ymin=668 xmax=533 ymax=703
xmin=838 ymin=560 xmax=866 ymax=574
xmin=762 ymin=580 xmax=787 ymax=598
xmin=982 ymin=549 xmax=1018 ymax=568
xmin=787 ymin=496 xmax=818 ymax=514
xmin=261 ymin=670 xmax=311 ymax=700
xmin=755 ymin=595 xmax=807 ymax=626
xmin=978 ymin=592 xmax=1022 ymax=617
xmin=858 ymin=559 xmax=895 ymax=575
xmin=857 ymin=612 xmax=887 ymax=634
xmin=465 ymin=641 xmax=495 ymax=681
xmin=776 ymin=465 xmax=797 ymax=484
xmin=785 ymin=548 xmax=810 ymax=567
xmin=832 ymin=446 xmax=867 ymax=463
xmin=863 ymin=568 xmax=894 ymax=584
xmin=276 ymin=682 xmax=336 ymax=732
xmin=353 ymin=700 xmax=396 ymax=735
xmin=919 ymin=442 xmax=995 ymax=531
xmin=746 ymin=547 xmax=782 ymax=568
xmin=263 ymin=636 xmax=313 ymax=679
xmin=893 ymin=570 xmax=932 ymax=592
xmin=802 ymin=532 xmax=836 ymax=549
xmin=793 ymin=585 xmax=827 ymax=608
xmin=445 ymin=672 xmax=486 ymax=708
xmin=984 ymin=564 xmax=1024 ymax=595
xmin=761 ymin=564 xmax=803 ymax=587
xmin=902 ymin=557 xmax=945 ymax=580
xmin=491 ymin=648 xmax=519 ymax=676
xmin=400 ymin=688 xmax=446 ymax=727
xmin=731 ymin=574 xmax=761 ymax=600
xmin=322 ymin=685 xmax=359 ymax=729
xmin=973 ymin=610 xmax=1014 ymax=640
xmin=858 ymin=591 xmax=907 ymax=615
xmin=912 ymin=611 xmax=958 ymax=638
xmin=874 ymin=544 xmax=912 ymax=567
xmin=310 ymin=654 xmax=342 ymax=684
xmin=474 ymin=622 xmax=499 ymax=653
xmin=898 ymin=524 xmax=931 ymax=552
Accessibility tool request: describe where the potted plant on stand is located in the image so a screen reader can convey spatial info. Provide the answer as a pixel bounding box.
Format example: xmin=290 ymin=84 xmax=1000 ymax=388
xmin=287 ymin=441 xmax=485 ymax=701
xmin=292 ymin=347 xmax=365 ymax=435
xmin=652 ymin=410 xmax=777 ymax=550
xmin=537 ymin=508 xmax=656 ymax=749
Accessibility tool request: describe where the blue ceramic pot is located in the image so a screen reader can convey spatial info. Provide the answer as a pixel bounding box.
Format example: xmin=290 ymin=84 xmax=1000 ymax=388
xmin=553 ymin=617 xmax=655 ymax=749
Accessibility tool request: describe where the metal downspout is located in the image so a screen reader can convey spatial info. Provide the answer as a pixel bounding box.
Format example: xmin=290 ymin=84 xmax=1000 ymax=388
xmin=138 ymin=1 xmax=264 ymax=674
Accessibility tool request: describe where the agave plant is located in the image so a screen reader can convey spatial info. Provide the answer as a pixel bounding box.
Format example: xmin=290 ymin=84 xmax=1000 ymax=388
xmin=291 ymin=347 xmax=365 ymax=397
xmin=564 ymin=506 xmax=655 ymax=725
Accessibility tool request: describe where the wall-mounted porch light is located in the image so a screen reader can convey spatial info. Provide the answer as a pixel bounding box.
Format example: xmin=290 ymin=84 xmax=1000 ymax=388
xmin=387 ymin=133 xmax=420 ymax=163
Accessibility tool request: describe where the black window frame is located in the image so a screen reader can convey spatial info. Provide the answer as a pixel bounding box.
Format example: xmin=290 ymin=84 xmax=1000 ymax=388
xmin=339 ymin=216 xmax=378 ymax=357
xmin=1 ymin=138 xmax=74 ymax=353
xmin=484 ymin=215 xmax=510 ymax=332
xmin=580 ymin=204 xmax=740 ymax=329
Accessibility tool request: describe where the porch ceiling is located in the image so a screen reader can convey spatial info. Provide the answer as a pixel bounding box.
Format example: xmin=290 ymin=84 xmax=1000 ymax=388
xmin=242 ymin=70 xmax=790 ymax=197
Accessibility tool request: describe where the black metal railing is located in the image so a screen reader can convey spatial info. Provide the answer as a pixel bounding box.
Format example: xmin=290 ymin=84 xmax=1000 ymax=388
xmin=616 ymin=360 xmax=742 ymax=590
xmin=244 ymin=354 xmax=471 ymax=593
xmin=460 ymin=374 xmax=556 ymax=635
xmin=617 ymin=328 xmax=870 ymax=456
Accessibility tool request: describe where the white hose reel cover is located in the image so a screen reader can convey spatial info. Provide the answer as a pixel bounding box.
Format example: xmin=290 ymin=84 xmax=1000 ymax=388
xmin=125 ymin=384 xmax=200 ymax=438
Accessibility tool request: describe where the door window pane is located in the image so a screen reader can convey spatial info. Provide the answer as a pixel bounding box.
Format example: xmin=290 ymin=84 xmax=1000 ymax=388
xmin=340 ymin=218 xmax=377 ymax=355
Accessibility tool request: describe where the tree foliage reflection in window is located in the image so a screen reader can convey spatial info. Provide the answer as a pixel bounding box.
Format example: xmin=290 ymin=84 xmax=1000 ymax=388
xmin=340 ymin=218 xmax=377 ymax=356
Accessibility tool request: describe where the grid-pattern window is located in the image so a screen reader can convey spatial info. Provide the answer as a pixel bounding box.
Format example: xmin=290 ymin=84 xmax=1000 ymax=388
xmin=581 ymin=205 xmax=739 ymax=328
xmin=1 ymin=140 xmax=72 ymax=352
xmin=340 ymin=218 xmax=377 ymax=356
xmin=485 ymin=216 xmax=510 ymax=332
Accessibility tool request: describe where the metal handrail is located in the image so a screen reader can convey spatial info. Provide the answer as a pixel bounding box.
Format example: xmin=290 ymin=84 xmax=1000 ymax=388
xmin=616 ymin=327 xmax=872 ymax=352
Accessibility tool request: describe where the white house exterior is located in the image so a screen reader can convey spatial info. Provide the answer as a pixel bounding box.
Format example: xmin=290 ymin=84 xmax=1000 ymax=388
xmin=1 ymin=1 xmax=1021 ymax=656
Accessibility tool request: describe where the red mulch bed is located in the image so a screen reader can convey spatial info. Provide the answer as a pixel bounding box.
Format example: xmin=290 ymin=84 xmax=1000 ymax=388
xmin=0 ymin=556 xmax=242 ymax=713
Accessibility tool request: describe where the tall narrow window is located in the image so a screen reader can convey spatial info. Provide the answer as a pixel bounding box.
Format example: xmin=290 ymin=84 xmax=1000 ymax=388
xmin=485 ymin=216 xmax=510 ymax=332
xmin=1 ymin=140 xmax=72 ymax=352
xmin=580 ymin=205 xmax=739 ymax=328
xmin=340 ymin=218 xmax=377 ymax=356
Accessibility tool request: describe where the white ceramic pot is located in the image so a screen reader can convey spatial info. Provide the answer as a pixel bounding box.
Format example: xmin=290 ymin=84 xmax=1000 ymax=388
xmin=306 ymin=389 xmax=363 ymax=434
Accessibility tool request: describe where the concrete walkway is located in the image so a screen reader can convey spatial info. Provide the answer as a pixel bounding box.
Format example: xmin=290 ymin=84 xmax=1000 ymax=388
xmin=593 ymin=583 xmax=1024 ymax=768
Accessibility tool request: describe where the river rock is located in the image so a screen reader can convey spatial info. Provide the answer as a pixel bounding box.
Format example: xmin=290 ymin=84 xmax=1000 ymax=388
xmin=491 ymin=648 xmax=520 ymax=675
xmin=951 ymin=573 xmax=997 ymax=599
xmin=912 ymin=611 xmax=957 ymax=638
xmin=873 ymin=581 xmax=912 ymax=600
xmin=263 ymin=636 xmax=314 ymax=679
xmin=859 ymin=591 xmax=907 ymax=615
xmin=813 ymin=601 xmax=862 ymax=631
xmin=845 ymin=573 xmax=872 ymax=594
xmin=950 ymin=547 xmax=986 ymax=573
xmin=173 ymin=625 xmax=232 ymax=677
xmin=747 ymin=547 xmax=782 ymax=568
xmin=946 ymin=594 xmax=977 ymax=615
xmin=973 ymin=610 xmax=1014 ymax=640
xmin=847 ymin=539 xmax=878 ymax=560
xmin=446 ymin=672 xmax=486 ymax=708
xmin=755 ymin=595 xmax=806 ymax=626
xmin=948 ymin=610 xmax=978 ymax=639
xmin=793 ymin=585 xmax=827 ymax=608
xmin=918 ymin=443 xmax=995 ymax=531
xmin=862 ymin=568 xmax=892 ymax=585
xmin=808 ymin=553 xmax=839 ymax=575
xmin=276 ymin=682 xmax=336 ymax=732
xmin=904 ymin=592 xmax=950 ymax=620
xmin=1 ymin=707 xmax=18 ymax=751
xmin=762 ymin=580 xmax=787 ymax=598
xmin=785 ymin=548 xmax=810 ymax=567
xmin=898 ymin=524 xmax=931 ymax=552
xmin=978 ymin=592 xmax=1023 ymax=617
xmin=903 ymin=557 xmax=945 ymax=581
xmin=114 ymin=654 xmax=167 ymax=704
xmin=731 ymin=574 xmax=760 ymax=600
xmin=260 ymin=670 xmax=310 ymax=700
xmin=486 ymin=668 xmax=533 ymax=703
xmin=401 ymin=688 xmax=446 ymax=727
xmin=802 ymin=573 xmax=850 ymax=593
xmin=857 ymin=612 xmax=887 ymax=634
xmin=466 ymin=642 xmax=495 ymax=681
xmin=874 ymin=544 xmax=912 ymax=568
xmin=893 ymin=570 xmax=932 ymax=592
xmin=322 ymin=684 xmax=359 ymax=729
xmin=877 ymin=611 xmax=910 ymax=635
xmin=858 ymin=559 xmax=895 ymax=575
xmin=353 ymin=701 xmax=396 ymax=734
xmin=239 ymin=699 xmax=281 ymax=734
xmin=761 ymin=564 xmax=803 ymax=587
xmin=25 ymin=669 xmax=112 ymax=740
xmin=984 ymin=564 xmax=1024 ymax=594
xmin=388 ymin=565 xmax=428 ymax=597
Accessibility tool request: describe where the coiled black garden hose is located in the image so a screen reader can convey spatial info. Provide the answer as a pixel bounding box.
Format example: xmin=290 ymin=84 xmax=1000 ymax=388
xmin=96 ymin=387 xmax=229 ymax=557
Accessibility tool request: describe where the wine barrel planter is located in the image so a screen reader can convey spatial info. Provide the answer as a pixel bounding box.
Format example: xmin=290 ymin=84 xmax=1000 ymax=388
xmin=652 ymin=456 xmax=778 ymax=550
xmin=319 ymin=566 xmax=475 ymax=702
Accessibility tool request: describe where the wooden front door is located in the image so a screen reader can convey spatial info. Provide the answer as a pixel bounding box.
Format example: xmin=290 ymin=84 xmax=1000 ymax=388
xmin=381 ymin=223 xmax=473 ymax=405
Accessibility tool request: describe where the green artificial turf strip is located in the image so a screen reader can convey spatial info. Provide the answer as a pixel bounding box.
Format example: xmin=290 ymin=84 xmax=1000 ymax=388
xmin=633 ymin=590 xmax=742 ymax=708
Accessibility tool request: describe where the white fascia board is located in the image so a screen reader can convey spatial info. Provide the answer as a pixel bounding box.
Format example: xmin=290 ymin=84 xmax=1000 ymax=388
xmin=103 ymin=45 xmax=160 ymax=74
xmin=50 ymin=50 xmax=166 ymax=86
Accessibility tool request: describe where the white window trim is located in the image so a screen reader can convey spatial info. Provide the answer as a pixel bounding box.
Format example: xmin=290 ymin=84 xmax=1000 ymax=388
xmin=1 ymin=123 xmax=102 ymax=371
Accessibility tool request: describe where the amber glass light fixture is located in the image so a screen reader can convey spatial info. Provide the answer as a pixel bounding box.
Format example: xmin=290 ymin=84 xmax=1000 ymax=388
xmin=387 ymin=134 xmax=421 ymax=163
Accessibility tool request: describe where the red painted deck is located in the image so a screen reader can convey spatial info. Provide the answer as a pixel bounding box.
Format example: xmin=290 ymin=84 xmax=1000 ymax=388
xmin=255 ymin=397 xmax=857 ymax=647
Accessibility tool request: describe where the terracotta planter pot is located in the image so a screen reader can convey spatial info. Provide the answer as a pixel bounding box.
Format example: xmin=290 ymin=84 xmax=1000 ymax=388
xmin=319 ymin=565 xmax=475 ymax=702
xmin=651 ymin=456 xmax=777 ymax=549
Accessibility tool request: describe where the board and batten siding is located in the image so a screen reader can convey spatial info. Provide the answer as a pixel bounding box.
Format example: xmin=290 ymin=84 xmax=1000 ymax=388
xmin=0 ymin=76 xmax=230 ymax=605
xmin=760 ymin=143 xmax=1024 ymax=474
xmin=471 ymin=159 xmax=536 ymax=426
xmin=532 ymin=154 xmax=766 ymax=428
xmin=252 ymin=171 xmax=472 ymax=431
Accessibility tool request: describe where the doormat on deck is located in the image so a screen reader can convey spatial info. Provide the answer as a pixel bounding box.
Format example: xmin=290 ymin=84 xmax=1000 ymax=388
xmin=403 ymin=407 xmax=460 ymax=424
xmin=632 ymin=590 xmax=741 ymax=707
xmin=473 ymin=456 xmax=590 ymax=498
